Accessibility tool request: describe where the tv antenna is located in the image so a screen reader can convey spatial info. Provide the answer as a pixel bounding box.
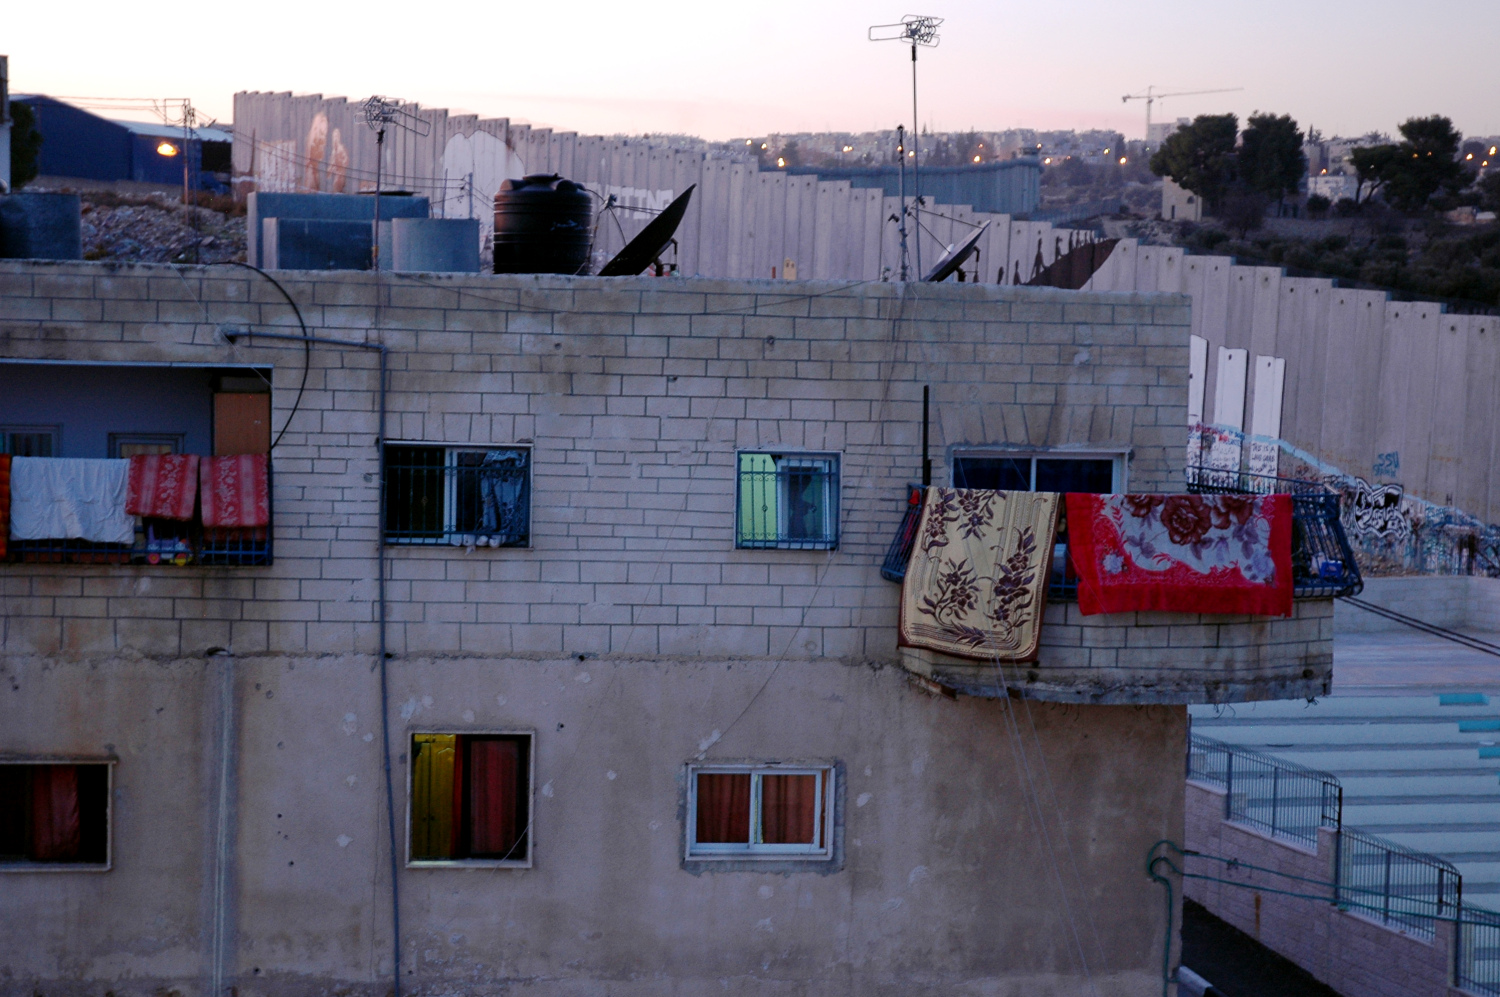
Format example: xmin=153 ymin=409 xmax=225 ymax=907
xmin=870 ymin=14 xmax=942 ymax=280
xmin=1121 ymin=85 xmax=1242 ymax=147
xmin=361 ymin=96 xmax=432 ymax=271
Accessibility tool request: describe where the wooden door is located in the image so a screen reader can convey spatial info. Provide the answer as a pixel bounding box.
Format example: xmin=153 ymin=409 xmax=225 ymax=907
xmin=214 ymin=393 xmax=271 ymax=455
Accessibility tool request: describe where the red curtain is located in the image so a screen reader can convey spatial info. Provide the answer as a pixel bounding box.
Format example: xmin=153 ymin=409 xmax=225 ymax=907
xmin=0 ymin=453 xmax=11 ymax=560
xmin=468 ymin=739 xmax=520 ymax=857
xmin=31 ymin=765 xmax=81 ymax=862
xmin=761 ymin=774 xmax=819 ymax=845
xmin=695 ymin=773 xmax=751 ymax=843
xmin=450 ymin=736 xmax=466 ymax=858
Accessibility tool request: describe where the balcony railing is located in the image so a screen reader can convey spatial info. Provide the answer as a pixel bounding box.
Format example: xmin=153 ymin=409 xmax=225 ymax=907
xmin=1338 ymin=827 xmax=1460 ymax=941
xmin=1188 ymin=733 xmax=1341 ymax=847
xmin=1186 ymin=466 xmax=1364 ymax=599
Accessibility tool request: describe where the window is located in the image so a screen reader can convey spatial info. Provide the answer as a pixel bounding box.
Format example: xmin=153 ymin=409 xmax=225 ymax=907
xmin=951 ymin=451 xmax=1123 ymax=493
xmin=686 ymin=765 xmax=834 ymax=860
xmin=385 ymin=444 xmax=531 ymax=547
xmin=0 ymin=426 xmax=57 ymax=457
xmin=409 ymin=733 xmax=531 ymax=866
xmin=736 ymin=451 xmax=840 ymax=549
xmin=109 ymin=433 xmax=183 ymax=458
xmin=0 ymin=761 xmax=112 ymax=869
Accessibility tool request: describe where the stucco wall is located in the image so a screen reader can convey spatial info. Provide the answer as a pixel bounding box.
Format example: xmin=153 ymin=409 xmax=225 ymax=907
xmin=0 ymin=653 xmax=1187 ymax=997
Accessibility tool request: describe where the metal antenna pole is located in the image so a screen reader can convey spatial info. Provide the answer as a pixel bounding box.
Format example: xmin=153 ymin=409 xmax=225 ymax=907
xmin=896 ymin=125 xmax=909 ymax=281
xmin=362 ymin=96 xmax=433 ymax=273
xmin=869 ymin=15 xmax=941 ymax=281
xmin=373 ymin=126 xmax=384 ymax=272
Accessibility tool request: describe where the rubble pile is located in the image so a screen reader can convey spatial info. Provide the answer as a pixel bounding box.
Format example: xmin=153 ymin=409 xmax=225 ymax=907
xmin=78 ymin=192 xmax=246 ymax=265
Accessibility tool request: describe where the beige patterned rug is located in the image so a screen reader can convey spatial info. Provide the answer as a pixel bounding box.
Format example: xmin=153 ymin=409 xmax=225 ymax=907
xmin=899 ymin=488 xmax=1060 ymax=661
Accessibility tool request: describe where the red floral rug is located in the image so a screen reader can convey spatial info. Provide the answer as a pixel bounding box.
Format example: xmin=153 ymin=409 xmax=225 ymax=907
xmin=1065 ymin=493 xmax=1293 ymax=617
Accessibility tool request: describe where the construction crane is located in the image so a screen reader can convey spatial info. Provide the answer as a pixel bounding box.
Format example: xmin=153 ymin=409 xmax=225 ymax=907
xmin=1122 ymin=86 xmax=1243 ymax=146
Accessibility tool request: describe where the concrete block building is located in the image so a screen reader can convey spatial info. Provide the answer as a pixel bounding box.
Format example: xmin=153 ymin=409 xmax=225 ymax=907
xmin=0 ymin=263 xmax=1335 ymax=996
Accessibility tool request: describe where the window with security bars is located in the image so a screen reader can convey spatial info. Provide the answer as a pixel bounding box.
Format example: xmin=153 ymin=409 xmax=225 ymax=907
xmin=736 ymin=452 xmax=839 ymax=550
xmin=384 ymin=445 xmax=531 ymax=547
xmin=0 ymin=427 xmax=57 ymax=457
xmin=0 ymin=762 xmax=112 ymax=869
xmin=687 ymin=765 xmax=834 ymax=859
xmin=409 ymin=733 xmax=531 ymax=866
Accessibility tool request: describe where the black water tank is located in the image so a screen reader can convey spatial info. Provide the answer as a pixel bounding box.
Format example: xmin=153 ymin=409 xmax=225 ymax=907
xmin=492 ymin=174 xmax=593 ymax=275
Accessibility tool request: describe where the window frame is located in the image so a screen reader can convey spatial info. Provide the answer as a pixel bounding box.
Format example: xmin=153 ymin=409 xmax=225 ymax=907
xmin=733 ymin=449 xmax=842 ymax=551
xmin=684 ymin=762 xmax=837 ymax=863
xmin=948 ymin=447 xmax=1129 ymax=493
xmin=404 ymin=728 xmax=535 ymax=870
xmin=0 ymin=425 xmax=60 ymax=457
xmin=0 ymin=757 xmax=115 ymax=873
xmin=382 ymin=441 xmax=533 ymax=549
xmin=109 ymin=432 xmax=185 ymax=458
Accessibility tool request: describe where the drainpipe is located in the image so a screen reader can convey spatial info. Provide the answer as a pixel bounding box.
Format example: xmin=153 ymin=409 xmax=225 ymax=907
xmin=222 ymin=327 xmax=399 ymax=997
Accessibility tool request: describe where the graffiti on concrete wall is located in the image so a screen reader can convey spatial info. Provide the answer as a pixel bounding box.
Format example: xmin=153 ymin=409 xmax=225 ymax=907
xmin=1340 ymin=477 xmax=1411 ymax=542
xmin=1372 ymin=451 xmax=1400 ymax=478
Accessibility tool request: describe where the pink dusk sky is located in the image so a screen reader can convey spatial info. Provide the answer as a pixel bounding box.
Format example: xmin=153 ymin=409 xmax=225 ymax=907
xmin=9 ymin=0 xmax=1499 ymax=141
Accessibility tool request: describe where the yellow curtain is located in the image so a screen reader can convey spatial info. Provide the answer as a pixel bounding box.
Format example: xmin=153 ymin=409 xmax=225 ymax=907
xmin=411 ymin=734 xmax=456 ymax=860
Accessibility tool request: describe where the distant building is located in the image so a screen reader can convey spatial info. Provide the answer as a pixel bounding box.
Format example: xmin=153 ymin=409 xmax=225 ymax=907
xmin=14 ymin=95 xmax=232 ymax=192
xmin=1161 ymin=177 xmax=1202 ymax=221
xmin=1308 ymin=174 xmax=1358 ymax=204
xmin=1147 ymin=117 xmax=1191 ymax=148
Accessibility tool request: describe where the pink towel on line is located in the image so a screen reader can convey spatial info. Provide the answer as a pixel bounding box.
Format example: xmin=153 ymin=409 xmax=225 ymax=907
xmin=200 ymin=454 xmax=269 ymax=528
xmin=126 ymin=454 xmax=200 ymax=520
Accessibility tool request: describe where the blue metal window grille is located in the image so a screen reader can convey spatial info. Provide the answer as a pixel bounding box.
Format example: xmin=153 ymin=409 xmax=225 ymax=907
xmin=384 ymin=445 xmax=531 ymax=547
xmin=736 ymin=453 xmax=839 ymax=550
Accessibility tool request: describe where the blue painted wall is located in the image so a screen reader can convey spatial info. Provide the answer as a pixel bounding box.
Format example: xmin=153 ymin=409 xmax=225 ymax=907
xmin=20 ymin=97 xmax=132 ymax=183
xmin=0 ymin=364 xmax=226 ymax=457
xmin=785 ymin=159 xmax=1043 ymax=215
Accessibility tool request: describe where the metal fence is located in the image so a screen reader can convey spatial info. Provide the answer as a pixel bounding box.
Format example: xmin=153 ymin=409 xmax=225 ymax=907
xmin=384 ymin=447 xmax=530 ymax=547
xmin=1459 ymin=905 xmax=1500 ymax=995
xmin=1188 ymin=734 xmax=1341 ymax=847
xmin=1338 ymin=827 xmax=1461 ymax=940
xmin=1185 ymin=466 xmax=1364 ymax=598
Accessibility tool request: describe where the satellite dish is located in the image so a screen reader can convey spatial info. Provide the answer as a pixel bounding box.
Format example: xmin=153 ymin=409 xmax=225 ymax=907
xmin=922 ymin=222 xmax=989 ymax=282
xmin=597 ymin=184 xmax=696 ymax=277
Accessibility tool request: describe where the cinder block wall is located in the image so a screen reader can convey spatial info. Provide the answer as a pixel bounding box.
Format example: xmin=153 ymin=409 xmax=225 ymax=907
xmin=0 ymin=261 xmax=1190 ymax=663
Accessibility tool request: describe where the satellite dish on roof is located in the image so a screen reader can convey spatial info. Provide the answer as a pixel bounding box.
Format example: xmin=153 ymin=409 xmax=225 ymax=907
xmin=922 ymin=221 xmax=989 ymax=282
xmin=597 ymin=184 xmax=696 ymax=277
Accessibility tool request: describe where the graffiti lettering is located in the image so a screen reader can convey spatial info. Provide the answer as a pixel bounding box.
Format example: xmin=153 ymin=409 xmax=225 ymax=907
xmin=1373 ymin=451 xmax=1400 ymax=478
xmin=1340 ymin=476 xmax=1410 ymax=541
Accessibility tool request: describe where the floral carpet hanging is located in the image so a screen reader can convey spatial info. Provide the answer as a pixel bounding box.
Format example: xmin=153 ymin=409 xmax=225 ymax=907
xmin=1065 ymin=493 xmax=1293 ymax=617
xmin=899 ymin=488 xmax=1060 ymax=661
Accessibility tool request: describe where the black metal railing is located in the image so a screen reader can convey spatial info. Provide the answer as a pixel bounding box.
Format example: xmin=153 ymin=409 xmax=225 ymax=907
xmin=1186 ymin=466 xmax=1364 ymax=598
xmin=384 ymin=448 xmax=530 ymax=547
xmin=736 ymin=459 xmax=840 ymax=550
xmin=880 ymin=484 xmax=924 ymax=582
xmin=1459 ymin=905 xmax=1500 ymax=996
xmin=1338 ymin=827 xmax=1461 ymax=940
xmin=1188 ymin=733 xmax=1341 ymax=848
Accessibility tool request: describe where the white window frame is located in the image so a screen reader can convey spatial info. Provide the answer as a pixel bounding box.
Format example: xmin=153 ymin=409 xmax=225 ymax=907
xmin=949 ymin=448 xmax=1129 ymax=492
xmin=383 ymin=441 xmax=532 ymax=548
xmin=685 ymin=763 xmax=836 ymax=861
xmin=0 ymin=756 xmax=115 ymax=873
xmin=404 ymin=728 xmax=535 ymax=870
xmin=734 ymin=449 xmax=842 ymax=550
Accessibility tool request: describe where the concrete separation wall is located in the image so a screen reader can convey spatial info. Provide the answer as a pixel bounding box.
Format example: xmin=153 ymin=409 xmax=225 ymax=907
xmin=1334 ymin=575 xmax=1500 ymax=634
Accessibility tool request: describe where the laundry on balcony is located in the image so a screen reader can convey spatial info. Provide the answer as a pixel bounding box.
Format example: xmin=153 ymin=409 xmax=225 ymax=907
xmin=126 ymin=454 xmax=201 ymax=520
xmin=1064 ymin=492 xmax=1294 ymax=617
xmin=898 ymin=488 xmax=1060 ymax=661
xmin=8 ymin=457 xmax=137 ymax=545
xmin=200 ymin=454 xmax=270 ymax=529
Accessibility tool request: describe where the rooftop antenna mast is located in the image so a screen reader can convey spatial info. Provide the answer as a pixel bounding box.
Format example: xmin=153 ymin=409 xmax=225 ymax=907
xmin=361 ymin=96 xmax=432 ymax=271
xmin=870 ymin=14 xmax=942 ymax=281
xmin=1121 ymin=85 xmax=1243 ymax=148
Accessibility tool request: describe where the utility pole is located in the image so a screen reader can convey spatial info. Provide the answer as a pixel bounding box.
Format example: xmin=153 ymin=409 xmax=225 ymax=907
xmin=362 ymin=96 xmax=432 ymax=272
xmin=896 ymin=125 xmax=909 ymax=281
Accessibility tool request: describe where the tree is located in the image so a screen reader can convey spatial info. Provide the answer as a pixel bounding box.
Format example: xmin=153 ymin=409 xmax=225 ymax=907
xmin=1149 ymin=114 xmax=1239 ymax=214
xmin=777 ymin=140 xmax=801 ymax=169
xmin=1306 ymin=194 xmax=1331 ymax=218
xmin=1477 ymin=171 xmax=1500 ymax=214
xmin=1239 ymin=113 xmax=1306 ymax=200
xmin=1383 ymin=116 xmax=1469 ymax=212
xmin=1351 ymin=144 xmax=1399 ymax=204
xmin=1220 ymin=188 xmax=1269 ymax=238
xmin=9 ymin=100 xmax=42 ymax=189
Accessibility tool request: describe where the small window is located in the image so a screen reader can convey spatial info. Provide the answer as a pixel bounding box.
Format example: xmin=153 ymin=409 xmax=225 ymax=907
xmin=384 ymin=444 xmax=531 ymax=547
xmin=687 ymin=765 xmax=834 ymax=860
xmin=109 ymin=433 xmax=184 ymax=458
xmin=951 ymin=451 xmax=1122 ymax=493
xmin=0 ymin=426 xmax=57 ymax=457
xmin=0 ymin=761 xmax=112 ymax=869
xmin=409 ymin=733 xmax=531 ymax=866
xmin=736 ymin=451 xmax=840 ymax=549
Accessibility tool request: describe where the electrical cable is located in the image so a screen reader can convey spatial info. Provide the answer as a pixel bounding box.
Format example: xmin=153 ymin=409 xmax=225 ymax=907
xmin=216 ymin=261 xmax=311 ymax=450
xmin=1340 ymin=596 xmax=1500 ymax=657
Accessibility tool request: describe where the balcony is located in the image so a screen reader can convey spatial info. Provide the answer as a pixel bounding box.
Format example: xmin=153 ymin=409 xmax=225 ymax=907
xmin=887 ymin=476 xmax=1357 ymax=704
